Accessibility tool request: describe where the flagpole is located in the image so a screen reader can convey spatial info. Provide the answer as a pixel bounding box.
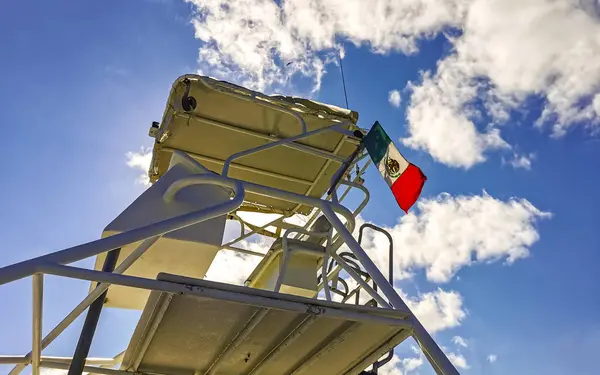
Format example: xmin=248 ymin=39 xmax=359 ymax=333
xmin=327 ymin=135 xmax=364 ymax=197
xmin=338 ymin=48 xmax=349 ymax=109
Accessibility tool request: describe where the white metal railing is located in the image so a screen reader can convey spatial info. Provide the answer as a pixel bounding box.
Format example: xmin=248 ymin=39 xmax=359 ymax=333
xmin=221 ymin=121 xmax=355 ymax=177
xmin=157 ymin=74 xmax=363 ymax=218
xmin=0 ymin=163 xmax=358 ymax=374
xmin=0 ymin=93 xmax=458 ymax=375
xmin=0 ymin=170 xmax=456 ymax=375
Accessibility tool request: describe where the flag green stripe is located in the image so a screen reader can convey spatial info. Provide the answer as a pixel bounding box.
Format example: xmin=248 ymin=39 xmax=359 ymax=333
xmin=363 ymin=121 xmax=392 ymax=166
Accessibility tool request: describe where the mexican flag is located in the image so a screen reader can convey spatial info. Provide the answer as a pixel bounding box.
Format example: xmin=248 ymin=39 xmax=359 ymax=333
xmin=363 ymin=122 xmax=427 ymax=213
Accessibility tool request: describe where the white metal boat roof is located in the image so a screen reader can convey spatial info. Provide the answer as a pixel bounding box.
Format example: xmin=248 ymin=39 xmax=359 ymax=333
xmin=148 ymin=74 xmax=364 ymax=216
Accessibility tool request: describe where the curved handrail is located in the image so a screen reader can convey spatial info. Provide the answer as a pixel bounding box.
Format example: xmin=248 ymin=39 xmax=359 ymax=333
xmin=221 ymin=121 xmax=352 ymax=177
xmin=295 ymin=158 xmax=371 ymax=241
xmin=357 ymin=223 xmax=394 ymax=284
xmin=238 ymin=179 xmax=356 ymax=236
xmin=163 ymin=175 xmax=242 ymax=202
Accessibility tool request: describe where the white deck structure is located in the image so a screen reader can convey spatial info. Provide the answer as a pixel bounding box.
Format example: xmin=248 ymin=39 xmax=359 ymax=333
xmin=0 ymin=75 xmax=459 ymax=375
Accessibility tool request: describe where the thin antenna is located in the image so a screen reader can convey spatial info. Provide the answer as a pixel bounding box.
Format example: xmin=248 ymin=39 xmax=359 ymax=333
xmin=338 ymin=50 xmax=349 ymax=109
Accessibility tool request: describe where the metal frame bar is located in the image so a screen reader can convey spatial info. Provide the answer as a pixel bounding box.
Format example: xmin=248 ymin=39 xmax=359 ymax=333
xmin=358 ymin=224 xmax=394 ymax=285
xmin=222 ymin=214 xmax=291 ymax=250
xmin=173 ymin=112 xmax=346 ymax=163
xmin=320 ymin=204 xmax=458 ymax=375
xmin=227 ymin=215 xmax=287 ymax=244
xmin=357 ymin=224 xmax=395 ymax=372
xmin=0 ymin=355 xmax=121 ymax=366
xmin=162 ymin=146 xmax=314 ymax=186
xmin=32 ymin=273 xmax=43 ymax=375
xmin=40 ymin=361 xmax=150 ymax=375
xmin=68 ymin=248 xmax=120 ymax=375
xmin=221 ymin=245 xmax=268 ymax=257
xmin=0 ymin=176 xmax=244 ymax=286
xmin=8 ymin=237 xmax=160 ymax=375
xmin=345 ymin=329 xmax=413 ymax=375
xmin=291 ymin=127 xmax=352 ymax=214
xmin=330 ymin=253 xmax=389 ymax=308
xmin=327 ymin=141 xmax=364 ymax=198
xmin=314 ymin=176 xmax=371 ymax=297
xmin=38 ymin=265 xmax=407 ymax=325
xmin=296 ymin=155 xmax=371 ymax=242
xmin=0 ymin=357 xmax=27 ymax=364
xmin=222 ymin=121 xmax=353 ymax=177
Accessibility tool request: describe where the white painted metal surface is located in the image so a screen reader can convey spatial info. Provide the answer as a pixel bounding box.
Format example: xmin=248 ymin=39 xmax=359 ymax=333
xmin=246 ymin=238 xmax=325 ymax=297
xmin=95 ymin=154 xmax=230 ymax=309
xmin=149 ymin=74 xmax=363 ymax=215
xmin=120 ymin=274 xmax=412 ymax=375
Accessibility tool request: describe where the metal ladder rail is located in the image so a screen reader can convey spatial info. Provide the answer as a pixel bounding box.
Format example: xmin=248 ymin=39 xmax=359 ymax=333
xmin=318 ymin=222 xmax=395 ymax=374
xmin=356 ymin=223 xmax=394 ymax=374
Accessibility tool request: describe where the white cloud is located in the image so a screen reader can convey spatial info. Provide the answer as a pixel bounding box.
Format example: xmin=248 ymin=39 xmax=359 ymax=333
xmin=405 ymin=0 xmax=600 ymax=167
xmin=207 ymin=212 xmax=280 ymax=285
xmin=593 ymin=94 xmax=600 ymax=117
xmin=377 ymin=356 xmax=405 ymax=375
xmin=503 ymin=152 xmax=535 ymax=170
xmin=125 ymin=147 xmax=152 ymax=187
xmin=404 ymin=64 xmax=510 ymax=168
xmin=207 ymin=209 xmax=469 ymax=334
xmin=378 ymin=354 xmax=424 ymax=375
xmin=400 ymin=288 xmax=466 ymax=333
xmin=447 ymin=351 xmax=470 ymax=369
xmin=401 ymin=356 xmax=424 ymax=372
xmin=185 ymin=0 xmax=600 ymax=166
xmin=185 ymin=0 xmax=469 ymax=92
xmin=487 ymin=354 xmax=498 ymax=363
xmin=205 ymin=248 xmax=264 ymax=285
xmin=358 ymin=192 xmax=551 ymax=283
xmin=388 ymin=90 xmax=402 ymax=108
xmin=341 ymin=278 xmax=466 ymax=333
xmin=452 ymin=335 xmax=468 ymax=347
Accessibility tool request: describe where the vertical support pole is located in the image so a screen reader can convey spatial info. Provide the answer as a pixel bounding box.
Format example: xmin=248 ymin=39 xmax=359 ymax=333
xmin=67 ymin=248 xmax=120 ymax=375
xmin=32 ymin=273 xmax=43 ymax=375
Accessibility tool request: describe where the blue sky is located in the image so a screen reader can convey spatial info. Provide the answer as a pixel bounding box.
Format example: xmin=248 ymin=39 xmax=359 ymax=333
xmin=1 ymin=0 xmax=599 ymax=374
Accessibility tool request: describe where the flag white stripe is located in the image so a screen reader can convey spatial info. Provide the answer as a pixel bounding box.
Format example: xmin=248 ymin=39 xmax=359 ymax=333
xmin=375 ymin=143 xmax=410 ymax=186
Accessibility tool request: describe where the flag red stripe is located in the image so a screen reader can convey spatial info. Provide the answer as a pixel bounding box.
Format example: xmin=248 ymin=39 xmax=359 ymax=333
xmin=390 ymin=163 xmax=427 ymax=213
